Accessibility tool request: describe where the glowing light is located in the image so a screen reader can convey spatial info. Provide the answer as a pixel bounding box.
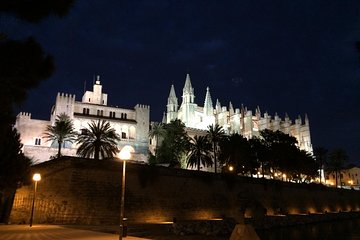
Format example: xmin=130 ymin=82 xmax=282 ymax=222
xmin=229 ymin=166 xmax=234 ymax=171
xmin=32 ymin=173 xmax=41 ymax=181
xmin=119 ymin=145 xmax=135 ymax=160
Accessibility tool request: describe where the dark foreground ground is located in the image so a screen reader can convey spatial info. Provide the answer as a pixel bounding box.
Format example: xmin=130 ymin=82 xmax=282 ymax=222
xmin=0 ymin=224 xmax=225 ymax=240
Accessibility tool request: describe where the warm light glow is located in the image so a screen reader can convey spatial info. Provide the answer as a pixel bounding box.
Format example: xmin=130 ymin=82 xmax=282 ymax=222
xmin=229 ymin=166 xmax=234 ymax=171
xmin=32 ymin=173 xmax=41 ymax=182
xmin=274 ymin=173 xmax=278 ymax=177
xmin=348 ymin=180 xmax=353 ymax=185
xmin=118 ymin=145 xmax=135 ymax=160
xmin=282 ymin=174 xmax=286 ymax=179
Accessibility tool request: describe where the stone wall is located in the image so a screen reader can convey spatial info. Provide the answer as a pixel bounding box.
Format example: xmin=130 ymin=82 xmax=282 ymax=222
xmin=9 ymin=157 xmax=360 ymax=225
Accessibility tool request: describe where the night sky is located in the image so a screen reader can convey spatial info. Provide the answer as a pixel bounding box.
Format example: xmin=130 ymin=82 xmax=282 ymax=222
xmin=2 ymin=1 xmax=360 ymax=163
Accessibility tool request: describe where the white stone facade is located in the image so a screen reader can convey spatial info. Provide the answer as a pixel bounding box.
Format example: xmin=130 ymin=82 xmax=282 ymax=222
xmin=165 ymin=74 xmax=313 ymax=153
xmin=15 ymin=77 xmax=150 ymax=163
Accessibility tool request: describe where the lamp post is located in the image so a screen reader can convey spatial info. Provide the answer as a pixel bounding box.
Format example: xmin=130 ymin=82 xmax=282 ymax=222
xmin=118 ymin=145 xmax=134 ymax=240
xmin=30 ymin=173 xmax=41 ymax=227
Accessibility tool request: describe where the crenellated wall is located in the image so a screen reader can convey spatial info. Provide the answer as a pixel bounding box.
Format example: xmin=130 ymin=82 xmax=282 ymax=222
xmin=9 ymin=157 xmax=360 ymax=225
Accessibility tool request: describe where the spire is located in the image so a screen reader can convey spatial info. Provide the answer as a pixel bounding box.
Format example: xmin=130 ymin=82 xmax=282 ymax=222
xmin=215 ymin=99 xmax=221 ymax=113
xmin=168 ymin=84 xmax=177 ymax=104
xmin=183 ymin=73 xmax=193 ymax=93
xmin=204 ymin=87 xmax=214 ymax=116
xmin=229 ymin=101 xmax=234 ymax=116
xmin=167 ymin=84 xmax=178 ymax=110
xmin=162 ymin=112 xmax=166 ymax=123
xmin=274 ymin=112 xmax=279 ymax=121
xmin=182 ymin=73 xmax=195 ymax=103
xmin=305 ymin=113 xmax=309 ymax=125
xmin=298 ymin=115 xmax=303 ymax=125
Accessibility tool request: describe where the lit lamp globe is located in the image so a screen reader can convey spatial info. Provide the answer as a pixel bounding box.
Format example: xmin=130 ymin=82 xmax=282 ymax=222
xmin=30 ymin=173 xmax=41 ymax=227
xmin=118 ymin=145 xmax=134 ymax=240
xmin=33 ymin=173 xmax=41 ymax=182
xmin=119 ymin=145 xmax=135 ymax=160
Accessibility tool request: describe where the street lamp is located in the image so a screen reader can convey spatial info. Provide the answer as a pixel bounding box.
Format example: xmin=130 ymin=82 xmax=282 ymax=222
xmin=228 ymin=165 xmax=234 ymax=172
xmin=118 ymin=145 xmax=134 ymax=240
xmin=30 ymin=173 xmax=41 ymax=227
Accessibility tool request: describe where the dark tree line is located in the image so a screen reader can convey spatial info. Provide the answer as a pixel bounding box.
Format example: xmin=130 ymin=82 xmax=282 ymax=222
xmin=0 ymin=0 xmax=75 ymax=223
xmin=149 ymin=122 xmax=327 ymax=183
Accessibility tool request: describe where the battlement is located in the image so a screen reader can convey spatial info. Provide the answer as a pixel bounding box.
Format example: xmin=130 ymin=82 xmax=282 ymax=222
xmin=17 ymin=112 xmax=32 ymax=118
xmin=135 ymin=104 xmax=150 ymax=109
xmin=57 ymin=92 xmax=76 ymax=100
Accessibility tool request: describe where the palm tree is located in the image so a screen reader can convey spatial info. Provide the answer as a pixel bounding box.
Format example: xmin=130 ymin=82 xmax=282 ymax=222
xmin=207 ymin=124 xmax=225 ymax=173
xmin=313 ymin=147 xmax=328 ymax=183
xmin=187 ymin=135 xmax=212 ymax=171
xmin=327 ymin=148 xmax=348 ymax=188
xmin=76 ymin=120 xmax=120 ymax=160
xmin=148 ymin=122 xmax=166 ymax=158
xmin=44 ymin=113 xmax=76 ymax=158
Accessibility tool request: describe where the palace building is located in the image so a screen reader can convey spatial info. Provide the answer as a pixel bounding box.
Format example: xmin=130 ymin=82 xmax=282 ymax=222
xmin=15 ymin=76 xmax=150 ymax=163
xmin=164 ymin=74 xmax=312 ymax=153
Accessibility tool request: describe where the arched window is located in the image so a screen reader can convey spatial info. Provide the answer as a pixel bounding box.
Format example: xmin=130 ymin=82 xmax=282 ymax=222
xmin=129 ymin=126 xmax=136 ymax=139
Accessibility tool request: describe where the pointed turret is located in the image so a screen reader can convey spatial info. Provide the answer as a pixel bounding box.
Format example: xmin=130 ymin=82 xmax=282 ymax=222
xmin=167 ymin=84 xmax=178 ymax=105
xmin=183 ymin=74 xmax=192 ymax=92
xmin=166 ymin=84 xmax=178 ymax=122
xmin=229 ymin=102 xmax=234 ymax=116
xmin=295 ymin=115 xmax=302 ymax=125
xmin=215 ymin=99 xmax=221 ymax=113
xmin=305 ymin=113 xmax=309 ymax=125
xmin=204 ymin=87 xmax=214 ymax=116
xmin=255 ymin=106 xmax=261 ymax=118
xmin=182 ymin=74 xmax=195 ymax=103
xmin=162 ymin=112 xmax=167 ymax=123
xmin=179 ymin=74 xmax=197 ymax=128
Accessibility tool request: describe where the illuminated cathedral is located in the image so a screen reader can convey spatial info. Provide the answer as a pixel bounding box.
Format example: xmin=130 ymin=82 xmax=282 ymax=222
xmin=164 ymin=74 xmax=312 ymax=153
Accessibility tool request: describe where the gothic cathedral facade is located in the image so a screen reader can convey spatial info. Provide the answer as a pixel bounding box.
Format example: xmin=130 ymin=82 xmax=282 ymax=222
xmin=165 ymin=74 xmax=312 ymax=153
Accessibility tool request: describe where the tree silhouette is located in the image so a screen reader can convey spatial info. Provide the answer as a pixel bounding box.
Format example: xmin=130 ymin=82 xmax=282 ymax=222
xmin=44 ymin=113 xmax=76 ymax=158
xmin=76 ymin=120 xmax=120 ymax=160
xmin=259 ymin=129 xmax=298 ymax=178
xmin=313 ymin=147 xmax=328 ymax=183
xmin=187 ymin=135 xmax=212 ymax=171
xmin=156 ymin=119 xmax=190 ymax=167
xmin=0 ymin=0 xmax=74 ymax=223
xmin=327 ymin=148 xmax=348 ymax=187
xmin=219 ymin=133 xmax=258 ymax=176
xmin=148 ymin=122 xmax=166 ymax=159
xmin=249 ymin=137 xmax=270 ymax=178
xmin=207 ymin=124 xmax=225 ymax=173
xmin=0 ymin=127 xmax=32 ymax=222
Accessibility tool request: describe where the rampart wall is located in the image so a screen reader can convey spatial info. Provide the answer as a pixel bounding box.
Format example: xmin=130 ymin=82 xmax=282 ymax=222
xmin=9 ymin=157 xmax=360 ymax=225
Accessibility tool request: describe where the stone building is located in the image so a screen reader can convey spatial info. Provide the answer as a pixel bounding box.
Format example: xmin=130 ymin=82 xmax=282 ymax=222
xmin=325 ymin=166 xmax=360 ymax=189
xmin=164 ymin=74 xmax=313 ymax=153
xmin=15 ymin=76 xmax=150 ymax=163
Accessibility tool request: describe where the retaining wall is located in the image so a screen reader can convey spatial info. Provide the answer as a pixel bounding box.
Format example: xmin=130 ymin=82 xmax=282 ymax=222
xmin=9 ymin=157 xmax=360 ymax=225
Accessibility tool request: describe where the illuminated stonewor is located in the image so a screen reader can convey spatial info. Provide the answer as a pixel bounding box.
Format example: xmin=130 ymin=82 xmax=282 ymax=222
xmin=164 ymin=73 xmax=312 ymax=153
xmin=15 ymin=76 xmax=150 ymax=163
